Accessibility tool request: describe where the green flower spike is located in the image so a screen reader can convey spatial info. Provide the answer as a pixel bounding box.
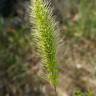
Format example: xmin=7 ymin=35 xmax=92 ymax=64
xmin=30 ymin=0 xmax=59 ymax=88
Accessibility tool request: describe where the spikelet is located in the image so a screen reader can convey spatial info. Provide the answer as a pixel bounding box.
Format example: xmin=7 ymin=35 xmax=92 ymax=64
xmin=30 ymin=0 xmax=59 ymax=87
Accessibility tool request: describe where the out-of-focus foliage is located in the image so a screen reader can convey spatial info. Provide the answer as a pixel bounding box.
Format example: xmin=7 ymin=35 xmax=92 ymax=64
xmin=0 ymin=17 xmax=32 ymax=95
xmin=74 ymin=89 xmax=94 ymax=96
xmin=63 ymin=0 xmax=96 ymax=40
xmin=74 ymin=89 xmax=84 ymax=96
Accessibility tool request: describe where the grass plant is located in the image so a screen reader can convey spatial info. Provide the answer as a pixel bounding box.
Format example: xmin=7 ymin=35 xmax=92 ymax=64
xmin=30 ymin=0 xmax=59 ymax=91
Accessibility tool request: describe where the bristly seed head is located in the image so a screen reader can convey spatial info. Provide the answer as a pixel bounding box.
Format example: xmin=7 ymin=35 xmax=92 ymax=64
xmin=30 ymin=0 xmax=59 ymax=87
